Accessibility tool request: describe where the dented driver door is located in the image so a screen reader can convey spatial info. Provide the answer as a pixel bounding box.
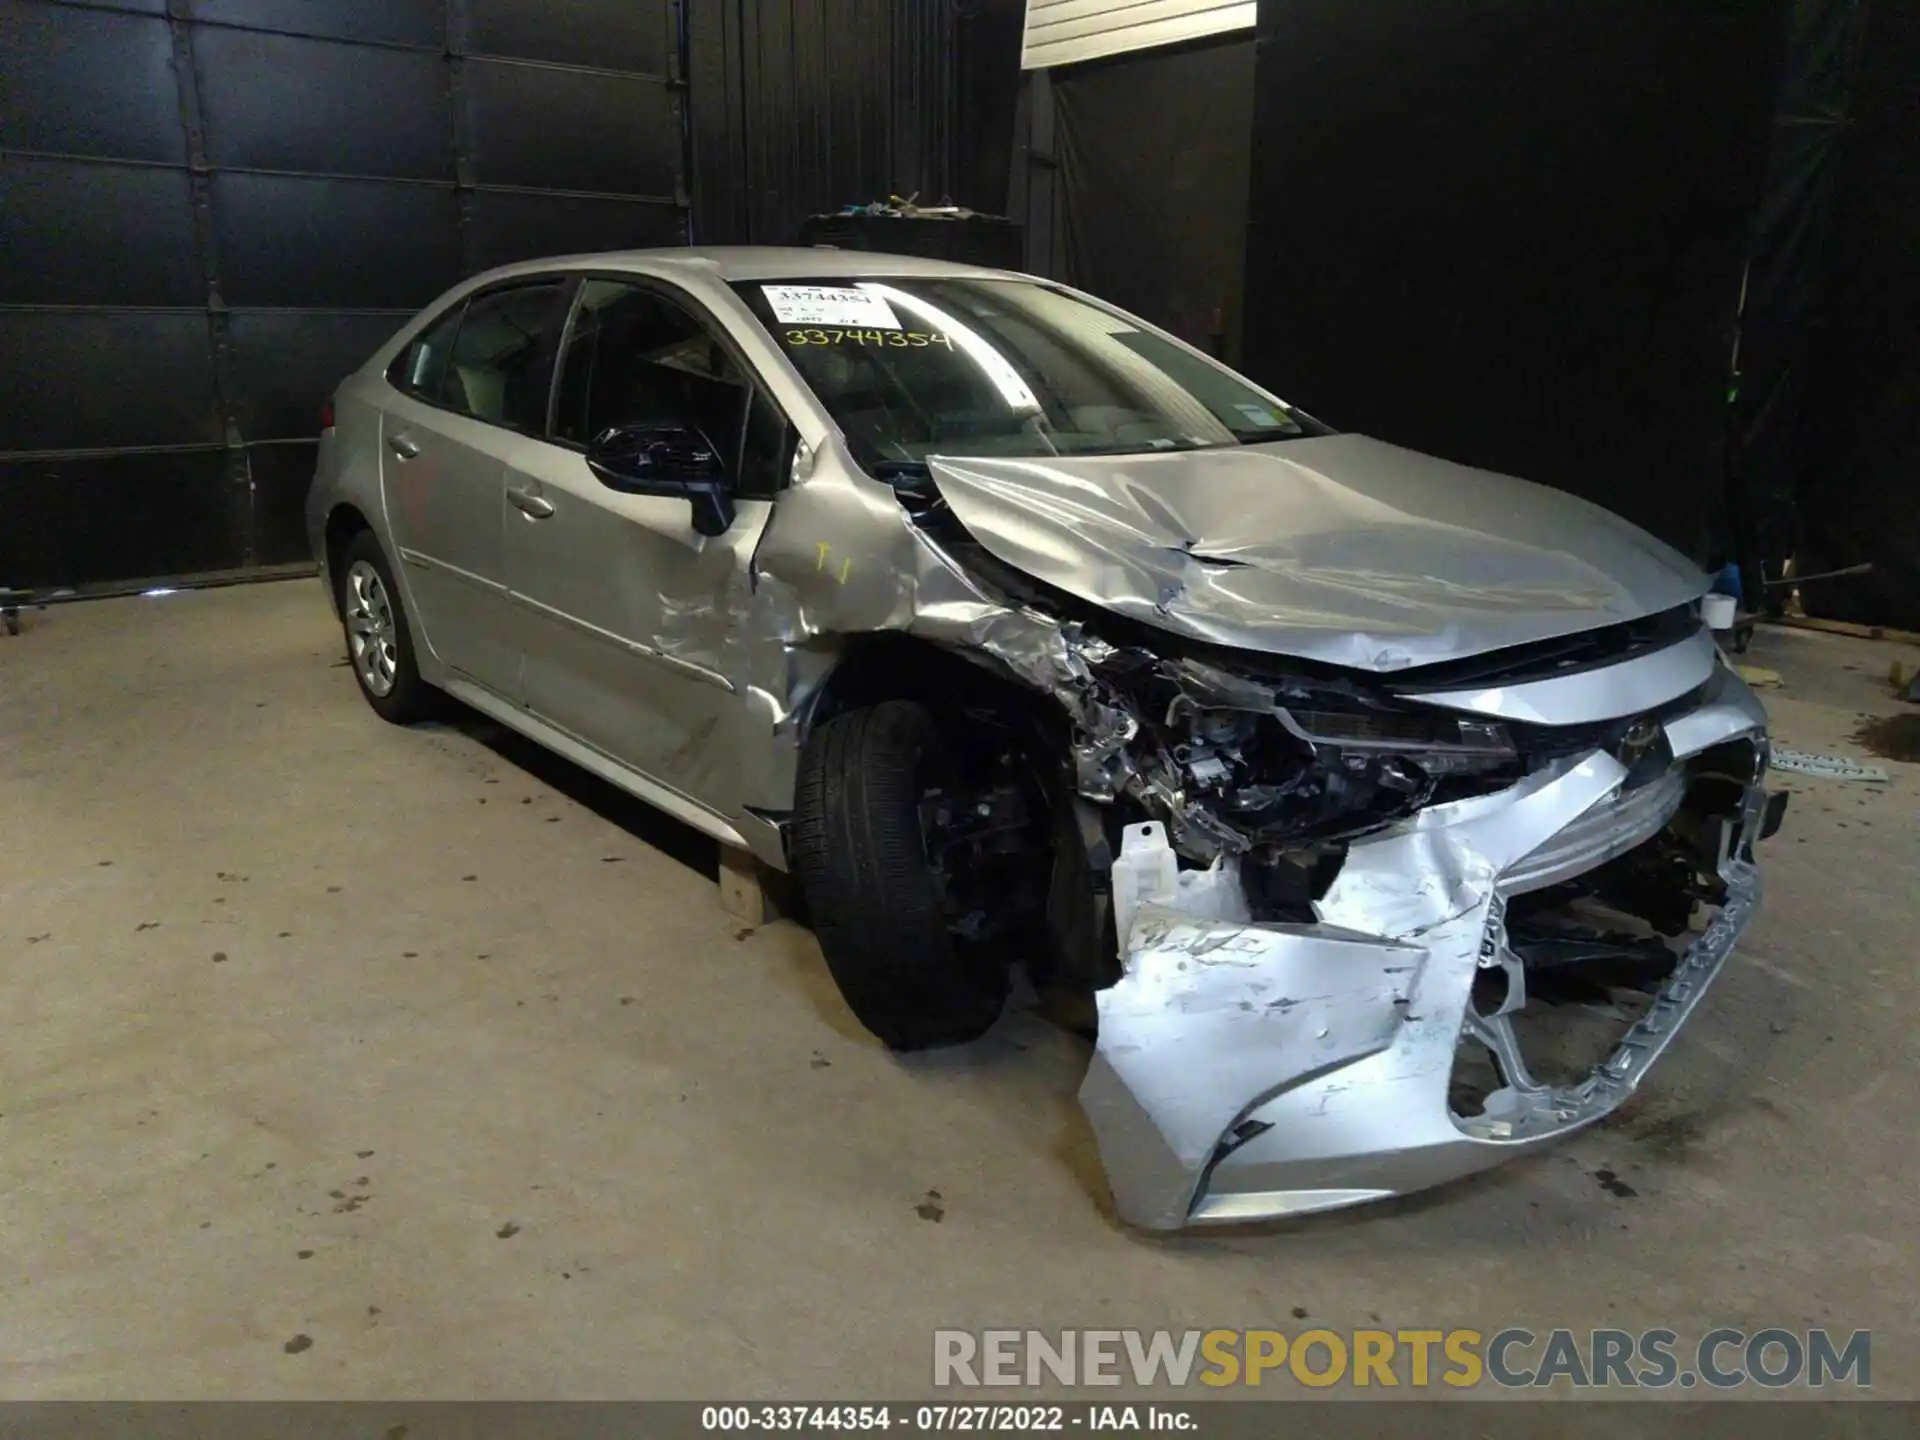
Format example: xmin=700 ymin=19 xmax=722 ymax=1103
xmin=502 ymin=440 xmax=771 ymax=818
xmin=501 ymin=277 xmax=786 ymax=820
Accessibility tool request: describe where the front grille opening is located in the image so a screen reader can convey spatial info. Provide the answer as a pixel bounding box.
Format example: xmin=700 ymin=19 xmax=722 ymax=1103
xmin=1503 ymin=931 xmax=1675 ymax=1088
xmin=1508 ymin=683 xmax=1710 ymax=767
xmin=1449 ymin=1044 xmax=1506 ymax=1119
xmin=1448 ymin=760 xmax=1749 ymax=1118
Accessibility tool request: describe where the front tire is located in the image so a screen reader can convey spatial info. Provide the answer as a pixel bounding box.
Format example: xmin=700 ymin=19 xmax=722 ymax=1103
xmin=793 ymin=701 xmax=1011 ymax=1050
xmin=337 ymin=530 xmax=436 ymax=724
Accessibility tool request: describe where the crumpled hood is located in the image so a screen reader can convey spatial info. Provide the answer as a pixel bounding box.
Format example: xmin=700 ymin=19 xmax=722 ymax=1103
xmin=925 ymin=434 xmax=1708 ymax=672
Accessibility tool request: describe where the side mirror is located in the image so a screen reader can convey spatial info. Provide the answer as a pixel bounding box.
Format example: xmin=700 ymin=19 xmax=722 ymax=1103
xmin=585 ymin=422 xmax=735 ymax=537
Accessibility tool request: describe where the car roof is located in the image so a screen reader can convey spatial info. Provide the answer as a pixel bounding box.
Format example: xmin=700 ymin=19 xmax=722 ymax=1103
xmin=467 ymin=244 xmax=1025 ymax=287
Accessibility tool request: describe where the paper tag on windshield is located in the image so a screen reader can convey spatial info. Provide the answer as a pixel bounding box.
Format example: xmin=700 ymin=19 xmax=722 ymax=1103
xmin=762 ymin=284 xmax=901 ymax=329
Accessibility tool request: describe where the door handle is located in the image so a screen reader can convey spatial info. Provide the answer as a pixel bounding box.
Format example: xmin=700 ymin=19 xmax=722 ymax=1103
xmin=387 ymin=433 xmax=421 ymax=460
xmin=507 ymin=486 xmax=555 ymax=519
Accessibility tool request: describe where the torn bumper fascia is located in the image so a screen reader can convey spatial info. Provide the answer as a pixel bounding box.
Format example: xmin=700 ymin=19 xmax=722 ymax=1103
xmin=1080 ymin=667 xmax=1776 ymax=1229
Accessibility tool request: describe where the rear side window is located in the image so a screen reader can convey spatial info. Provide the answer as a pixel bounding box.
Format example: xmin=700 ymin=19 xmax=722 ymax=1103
xmin=387 ymin=303 xmax=464 ymax=401
xmin=384 ymin=279 xmax=569 ymax=432
xmin=439 ymin=280 xmax=570 ymax=431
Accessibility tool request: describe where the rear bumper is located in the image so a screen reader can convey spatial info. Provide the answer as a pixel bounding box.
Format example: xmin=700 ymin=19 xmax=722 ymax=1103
xmin=1081 ymin=667 xmax=1778 ymax=1229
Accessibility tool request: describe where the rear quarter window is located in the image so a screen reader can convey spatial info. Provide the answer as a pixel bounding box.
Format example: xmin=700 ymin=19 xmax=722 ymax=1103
xmin=387 ymin=303 xmax=465 ymax=401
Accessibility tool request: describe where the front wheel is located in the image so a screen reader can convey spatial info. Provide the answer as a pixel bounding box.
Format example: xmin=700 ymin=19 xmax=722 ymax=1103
xmin=337 ymin=530 xmax=437 ymax=724
xmin=792 ymin=701 xmax=1012 ymax=1051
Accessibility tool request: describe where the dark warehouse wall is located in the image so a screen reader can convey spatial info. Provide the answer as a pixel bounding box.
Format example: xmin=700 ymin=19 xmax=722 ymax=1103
xmin=1050 ymin=37 xmax=1257 ymax=366
xmin=2 ymin=0 xmax=956 ymax=594
xmin=6 ymin=0 xmax=1818 ymax=598
xmin=0 ymin=0 xmax=688 ymax=591
xmin=1728 ymin=0 xmax=1872 ymax=599
xmin=952 ymin=0 xmax=1027 ymax=223
xmin=1787 ymin=0 xmax=1920 ymax=627
xmin=686 ymin=0 xmax=955 ymax=247
xmin=1240 ymin=0 xmax=1791 ymax=560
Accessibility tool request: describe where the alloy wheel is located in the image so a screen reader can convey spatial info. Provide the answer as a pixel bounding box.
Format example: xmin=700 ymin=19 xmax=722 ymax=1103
xmin=344 ymin=559 xmax=399 ymax=697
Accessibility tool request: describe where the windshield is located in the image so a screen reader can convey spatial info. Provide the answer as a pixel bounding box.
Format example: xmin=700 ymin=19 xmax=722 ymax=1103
xmin=730 ymin=276 xmax=1326 ymax=471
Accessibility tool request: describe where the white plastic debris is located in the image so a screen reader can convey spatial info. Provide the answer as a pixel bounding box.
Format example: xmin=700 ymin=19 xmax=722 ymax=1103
xmin=1110 ymin=820 xmax=1249 ymax=950
xmin=1170 ymin=857 xmax=1252 ymax=923
xmin=1771 ymin=747 xmax=1891 ymax=783
xmin=1111 ymin=821 xmax=1180 ymax=947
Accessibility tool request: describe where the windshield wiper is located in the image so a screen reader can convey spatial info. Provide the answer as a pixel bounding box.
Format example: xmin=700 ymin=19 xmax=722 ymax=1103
xmin=863 ymin=458 xmax=943 ymax=504
xmin=1067 ymin=439 xmax=1231 ymax=457
xmin=865 ymin=459 xmax=932 ymax=479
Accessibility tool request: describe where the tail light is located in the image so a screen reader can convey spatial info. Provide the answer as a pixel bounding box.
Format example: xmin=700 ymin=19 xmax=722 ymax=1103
xmin=320 ymin=399 xmax=335 ymax=431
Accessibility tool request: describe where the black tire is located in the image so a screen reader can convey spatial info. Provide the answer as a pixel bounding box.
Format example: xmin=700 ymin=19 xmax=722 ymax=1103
xmin=793 ymin=700 xmax=1010 ymax=1050
xmin=336 ymin=529 xmax=437 ymax=725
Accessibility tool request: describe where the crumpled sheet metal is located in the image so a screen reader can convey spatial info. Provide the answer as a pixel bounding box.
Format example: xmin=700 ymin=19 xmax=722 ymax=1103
xmin=1185 ymin=857 xmax=1762 ymax=1226
xmin=1316 ymin=752 xmax=1629 ymax=939
xmin=927 ymin=436 xmax=1709 ymax=673
xmin=722 ymin=447 xmax=1774 ymax=1227
xmin=1081 ymin=676 xmax=1772 ymax=1229
xmin=1080 ymin=909 xmax=1424 ymax=1230
xmin=1400 ymin=625 xmax=1720 ymax=725
xmin=730 ymin=453 xmax=1134 ymax=820
xmin=710 ymin=441 xmax=1740 ymax=832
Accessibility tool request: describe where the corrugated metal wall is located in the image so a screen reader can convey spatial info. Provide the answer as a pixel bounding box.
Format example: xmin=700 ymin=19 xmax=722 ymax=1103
xmin=2 ymin=0 xmax=961 ymax=592
xmin=1020 ymin=0 xmax=1254 ymax=69
xmin=0 ymin=0 xmax=688 ymax=592
xmin=688 ymin=0 xmax=955 ymax=246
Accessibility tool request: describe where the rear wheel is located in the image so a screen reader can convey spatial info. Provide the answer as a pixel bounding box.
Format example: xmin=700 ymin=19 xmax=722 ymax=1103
xmin=337 ymin=530 xmax=436 ymax=724
xmin=793 ymin=700 xmax=1015 ymax=1050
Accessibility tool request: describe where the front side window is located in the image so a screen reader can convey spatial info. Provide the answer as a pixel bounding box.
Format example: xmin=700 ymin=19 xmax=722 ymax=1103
xmin=437 ymin=280 xmax=569 ymax=431
xmin=552 ymin=279 xmax=788 ymax=495
xmin=731 ymin=277 xmax=1327 ymax=471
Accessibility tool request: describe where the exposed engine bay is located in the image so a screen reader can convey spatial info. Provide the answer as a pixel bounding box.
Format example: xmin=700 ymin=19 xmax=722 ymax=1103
xmin=1082 ymin=648 xmax=1523 ymax=851
xmin=898 ymin=469 xmax=1718 ymax=924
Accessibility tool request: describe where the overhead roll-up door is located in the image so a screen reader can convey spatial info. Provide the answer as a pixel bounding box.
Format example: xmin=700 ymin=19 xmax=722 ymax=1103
xmin=1020 ymin=0 xmax=1255 ymax=70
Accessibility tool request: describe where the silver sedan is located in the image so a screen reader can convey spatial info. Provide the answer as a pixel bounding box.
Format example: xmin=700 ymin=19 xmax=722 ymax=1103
xmin=307 ymin=247 xmax=1788 ymax=1228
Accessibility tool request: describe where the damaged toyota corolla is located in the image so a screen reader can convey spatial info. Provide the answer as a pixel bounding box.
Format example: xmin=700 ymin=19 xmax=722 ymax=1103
xmin=308 ymin=247 xmax=1790 ymax=1229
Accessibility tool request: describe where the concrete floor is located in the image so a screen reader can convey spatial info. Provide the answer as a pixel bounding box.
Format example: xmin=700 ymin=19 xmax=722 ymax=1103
xmin=1 ymin=579 xmax=1915 ymax=1400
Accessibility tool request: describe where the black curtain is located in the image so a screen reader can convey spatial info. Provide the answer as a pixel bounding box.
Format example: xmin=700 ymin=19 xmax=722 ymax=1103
xmin=1241 ymin=0 xmax=1789 ymax=558
xmin=1048 ymin=39 xmax=1258 ymax=364
xmin=1729 ymin=0 xmax=1871 ymax=604
xmin=954 ymin=0 xmax=1027 ymax=216
xmin=1789 ymin=0 xmax=1920 ymax=625
xmin=687 ymin=0 xmax=955 ymax=246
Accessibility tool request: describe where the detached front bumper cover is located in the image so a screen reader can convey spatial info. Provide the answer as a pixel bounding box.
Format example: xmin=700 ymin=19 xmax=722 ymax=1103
xmin=1080 ymin=690 xmax=1779 ymax=1230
